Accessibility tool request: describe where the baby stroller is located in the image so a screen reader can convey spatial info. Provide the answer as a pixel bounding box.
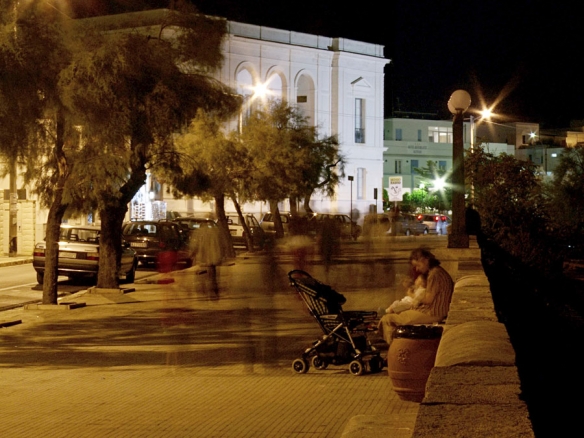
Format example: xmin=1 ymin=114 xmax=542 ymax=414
xmin=288 ymin=270 xmax=384 ymax=376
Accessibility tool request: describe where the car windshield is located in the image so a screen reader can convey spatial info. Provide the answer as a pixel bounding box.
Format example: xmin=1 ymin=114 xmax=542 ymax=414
xmin=227 ymin=216 xmax=242 ymax=226
xmin=186 ymin=220 xmax=215 ymax=229
xmin=60 ymin=228 xmax=100 ymax=243
xmin=125 ymin=223 xmax=157 ymax=235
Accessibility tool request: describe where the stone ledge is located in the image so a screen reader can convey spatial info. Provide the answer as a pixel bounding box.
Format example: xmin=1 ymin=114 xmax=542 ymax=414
xmin=340 ymin=413 xmax=419 ymax=438
xmin=435 ymin=321 xmax=515 ymax=367
xmin=424 ymin=366 xmax=521 ymax=404
xmin=24 ymin=302 xmax=86 ymax=310
xmin=412 ymin=404 xmax=534 ymax=438
xmin=87 ymin=287 xmax=136 ymax=295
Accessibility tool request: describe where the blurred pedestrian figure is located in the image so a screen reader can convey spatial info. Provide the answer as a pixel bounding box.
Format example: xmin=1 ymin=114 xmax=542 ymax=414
xmin=318 ymin=216 xmax=340 ymax=276
xmin=191 ymin=226 xmax=224 ymax=296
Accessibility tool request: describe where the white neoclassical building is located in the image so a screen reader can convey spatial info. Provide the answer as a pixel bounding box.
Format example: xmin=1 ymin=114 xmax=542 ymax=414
xmin=162 ymin=19 xmax=390 ymax=220
xmin=0 ymin=11 xmax=389 ymax=255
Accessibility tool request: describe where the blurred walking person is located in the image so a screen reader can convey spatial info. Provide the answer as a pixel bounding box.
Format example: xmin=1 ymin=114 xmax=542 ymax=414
xmin=191 ymin=226 xmax=224 ymax=296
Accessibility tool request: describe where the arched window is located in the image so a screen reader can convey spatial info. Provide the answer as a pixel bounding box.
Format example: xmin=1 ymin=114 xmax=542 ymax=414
xmin=296 ymin=73 xmax=315 ymax=125
xmin=265 ymin=73 xmax=284 ymax=101
xmin=236 ymin=68 xmax=255 ymax=125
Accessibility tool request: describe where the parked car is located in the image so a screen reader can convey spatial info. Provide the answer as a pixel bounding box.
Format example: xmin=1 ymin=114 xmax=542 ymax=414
xmin=310 ymin=213 xmax=362 ymax=240
xmin=33 ymin=225 xmax=137 ymax=284
xmin=389 ymin=214 xmax=429 ymax=236
xmin=259 ymin=212 xmax=294 ymax=236
xmin=416 ymin=214 xmax=451 ymax=235
xmin=226 ymin=214 xmax=266 ymax=250
xmin=122 ymin=221 xmax=193 ymax=268
xmin=172 ymin=217 xmax=217 ymax=243
xmin=362 ymin=213 xmax=391 ymax=238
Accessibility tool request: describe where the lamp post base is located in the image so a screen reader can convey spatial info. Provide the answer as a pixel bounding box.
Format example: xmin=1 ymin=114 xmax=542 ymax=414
xmin=448 ymin=233 xmax=469 ymax=249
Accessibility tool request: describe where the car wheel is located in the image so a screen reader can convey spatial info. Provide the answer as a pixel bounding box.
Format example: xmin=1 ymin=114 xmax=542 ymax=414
xmin=36 ymin=271 xmax=44 ymax=284
xmin=125 ymin=261 xmax=137 ymax=283
xmin=423 ymin=228 xmax=429 ymax=235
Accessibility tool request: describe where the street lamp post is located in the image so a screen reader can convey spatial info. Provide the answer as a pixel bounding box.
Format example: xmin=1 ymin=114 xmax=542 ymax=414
xmin=348 ymin=175 xmax=354 ymax=237
xmin=447 ymin=90 xmax=471 ymax=249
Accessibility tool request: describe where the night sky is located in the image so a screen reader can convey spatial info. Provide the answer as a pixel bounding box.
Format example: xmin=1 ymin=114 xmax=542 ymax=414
xmin=65 ymin=0 xmax=584 ymax=128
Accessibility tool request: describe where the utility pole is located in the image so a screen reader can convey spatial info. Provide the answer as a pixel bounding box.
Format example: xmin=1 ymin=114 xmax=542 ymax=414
xmin=9 ymin=158 xmax=18 ymax=257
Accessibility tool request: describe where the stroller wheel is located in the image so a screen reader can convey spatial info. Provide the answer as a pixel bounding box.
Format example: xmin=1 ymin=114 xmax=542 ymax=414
xmin=349 ymin=360 xmax=364 ymax=376
xmin=311 ymin=356 xmax=328 ymax=370
xmin=292 ymin=358 xmax=310 ymax=374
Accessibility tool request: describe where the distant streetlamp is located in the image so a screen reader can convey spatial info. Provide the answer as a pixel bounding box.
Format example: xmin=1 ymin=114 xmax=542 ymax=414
xmin=447 ymin=90 xmax=471 ymax=248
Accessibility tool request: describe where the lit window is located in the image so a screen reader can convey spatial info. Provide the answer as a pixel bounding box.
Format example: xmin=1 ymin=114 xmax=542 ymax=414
xmin=428 ymin=127 xmax=453 ymax=143
xmin=355 ymin=99 xmax=365 ymax=143
xmin=357 ymin=168 xmax=365 ymax=199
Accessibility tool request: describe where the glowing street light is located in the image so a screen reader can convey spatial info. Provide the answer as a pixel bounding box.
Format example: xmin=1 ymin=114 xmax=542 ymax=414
xmin=447 ymin=89 xmax=471 ymax=249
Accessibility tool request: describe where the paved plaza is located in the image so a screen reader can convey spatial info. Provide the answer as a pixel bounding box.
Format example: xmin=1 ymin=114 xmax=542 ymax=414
xmin=0 ymin=240 xmax=443 ymax=438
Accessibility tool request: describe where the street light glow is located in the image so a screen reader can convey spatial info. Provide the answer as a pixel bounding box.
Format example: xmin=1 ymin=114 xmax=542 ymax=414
xmin=433 ymin=177 xmax=446 ymax=192
xmin=480 ymin=108 xmax=493 ymax=120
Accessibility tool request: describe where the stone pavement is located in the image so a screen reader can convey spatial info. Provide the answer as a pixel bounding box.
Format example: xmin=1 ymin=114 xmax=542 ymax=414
xmin=0 ymin=236 xmax=481 ymax=438
xmin=0 ymin=239 xmax=441 ymax=438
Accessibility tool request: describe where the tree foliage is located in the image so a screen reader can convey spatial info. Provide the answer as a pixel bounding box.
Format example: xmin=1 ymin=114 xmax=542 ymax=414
xmin=239 ymin=100 xmax=343 ymax=235
xmin=0 ymin=1 xmax=85 ymax=303
xmin=545 ymin=145 xmax=584 ymax=249
xmin=413 ymin=160 xmax=451 ymax=212
xmin=465 ymin=146 xmax=563 ymax=274
xmin=162 ymin=110 xmax=247 ymax=255
xmin=55 ymin=7 xmax=239 ymax=287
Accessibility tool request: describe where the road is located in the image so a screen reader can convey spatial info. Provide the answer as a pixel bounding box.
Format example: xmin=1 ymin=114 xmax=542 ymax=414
xmin=0 ymin=263 xmax=158 ymax=311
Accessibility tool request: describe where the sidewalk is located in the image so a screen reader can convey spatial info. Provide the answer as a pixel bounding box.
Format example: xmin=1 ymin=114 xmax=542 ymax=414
xmin=0 ymin=238 xmax=479 ymax=437
xmin=0 ymin=247 xmax=419 ymax=438
xmin=0 ymin=255 xmax=33 ymax=267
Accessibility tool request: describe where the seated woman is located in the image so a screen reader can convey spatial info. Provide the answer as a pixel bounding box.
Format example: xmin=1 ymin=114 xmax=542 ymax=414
xmin=378 ymin=248 xmax=454 ymax=345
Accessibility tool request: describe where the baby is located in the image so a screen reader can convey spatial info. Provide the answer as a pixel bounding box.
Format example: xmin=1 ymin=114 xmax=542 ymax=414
xmin=385 ymin=274 xmax=427 ymax=314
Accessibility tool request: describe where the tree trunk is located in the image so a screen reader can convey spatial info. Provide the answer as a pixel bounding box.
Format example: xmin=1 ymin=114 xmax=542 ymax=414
xmin=96 ymin=135 xmax=148 ymax=288
xmin=231 ymin=192 xmax=254 ymax=251
xmin=289 ymin=197 xmax=298 ymax=215
xmin=269 ymin=200 xmax=284 ymax=238
xmin=214 ymin=193 xmax=235 ymax=258
xmin=43 ymin=111 xmax=69 ymax=305
xmin=43 ymin=198 xmax=68 ymax=304
xmin=303 ymin=195 xmax=314 ymax=214
xmin=97 ymin=204 xmax=127 ymax=289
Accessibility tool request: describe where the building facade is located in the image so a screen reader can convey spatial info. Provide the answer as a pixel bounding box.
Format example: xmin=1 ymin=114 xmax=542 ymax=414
xmin=161 ymin=20 xmax=389 ymax=219
xmin=1 ymin=12 xmax=389 ymax=254
xmin=383 ymin=117 xmax=513 ymax=197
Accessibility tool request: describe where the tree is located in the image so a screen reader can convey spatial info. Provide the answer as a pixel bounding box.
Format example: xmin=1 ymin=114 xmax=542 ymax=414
xmin=1 ymin=1 xmax=79 ymax=304
xmin=162 ymin=110 xmax=246 ymax=256
xmin=414 ymin=160 xmax=451 ymax=212
xmin=58 ymin=7 xmax=239 ymax=288
xmin=545 ymin=145 xmax=584 ymax=249
xmin=465 ymin=146 xmax=562 ymax=274
xmin=239 ymin=100 xmax=344 ymax=237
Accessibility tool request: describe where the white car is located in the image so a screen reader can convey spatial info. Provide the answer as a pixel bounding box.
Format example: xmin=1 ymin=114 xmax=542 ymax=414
xmin=226 ymin=214 xmax=266 ymax=249
xmin=416 ymin=214 xmax=451 ymax=235
xmin=33 ymin=225 xmax=137 ymax=284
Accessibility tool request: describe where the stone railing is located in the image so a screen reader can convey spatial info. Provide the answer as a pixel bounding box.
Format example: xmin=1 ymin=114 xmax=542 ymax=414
xmin=411 ymin=274 xmax=535 ymax=437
